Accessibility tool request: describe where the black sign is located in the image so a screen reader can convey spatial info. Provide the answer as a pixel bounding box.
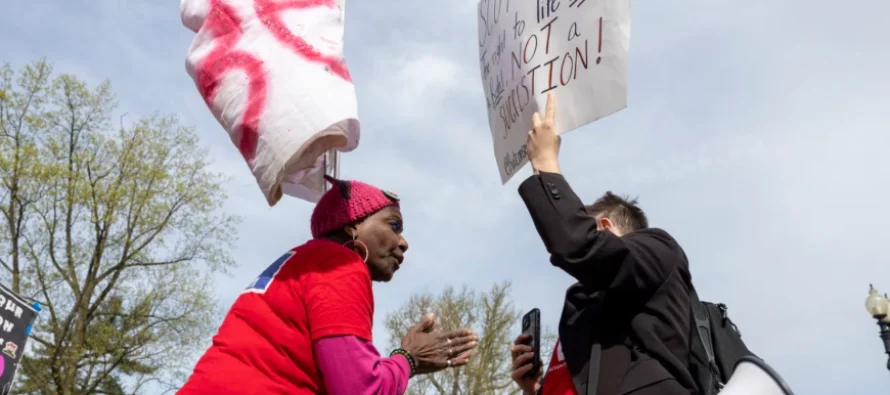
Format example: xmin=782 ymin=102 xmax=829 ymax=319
xmin=0 ymin=285 xmax=38 ymax=394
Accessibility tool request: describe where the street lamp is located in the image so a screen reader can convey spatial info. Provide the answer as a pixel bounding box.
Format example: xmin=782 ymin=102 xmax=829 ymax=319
xmin=864 ymin=284 xmax=890 ymax=370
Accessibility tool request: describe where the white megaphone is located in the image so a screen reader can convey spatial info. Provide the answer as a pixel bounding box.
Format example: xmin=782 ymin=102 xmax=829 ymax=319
xmin=718 ymin=356 xmax=794 ymax=395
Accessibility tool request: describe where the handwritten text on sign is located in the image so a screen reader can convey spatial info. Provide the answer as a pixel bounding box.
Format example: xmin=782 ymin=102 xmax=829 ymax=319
xmin=477 ymin=0 xmax=631 ymax=182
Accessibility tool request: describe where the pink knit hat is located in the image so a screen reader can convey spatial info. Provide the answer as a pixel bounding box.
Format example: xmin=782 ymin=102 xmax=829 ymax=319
xmin=310 ymin=175 xmax=401 ymax=238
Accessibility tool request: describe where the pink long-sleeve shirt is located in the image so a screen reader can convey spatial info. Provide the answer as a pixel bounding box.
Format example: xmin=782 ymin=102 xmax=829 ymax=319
xmin=314 ymin=335 xmax=411 ymax=395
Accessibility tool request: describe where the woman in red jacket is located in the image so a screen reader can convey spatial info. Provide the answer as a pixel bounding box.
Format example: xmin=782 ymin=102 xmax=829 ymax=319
xmin=179 ymin=176 xmax=478 ymax=394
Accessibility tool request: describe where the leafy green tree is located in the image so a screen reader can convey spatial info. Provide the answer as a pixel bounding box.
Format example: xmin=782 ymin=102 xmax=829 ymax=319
xmin=385 ymin=281 xmax=557 ymax=395
xmin=0 ymin=59 xmax=239 ymax=394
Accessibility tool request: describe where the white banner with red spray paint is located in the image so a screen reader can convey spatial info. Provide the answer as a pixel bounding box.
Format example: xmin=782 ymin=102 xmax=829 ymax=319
xmin=477 ymin=0 xmax=631 ymax=183
xmin=181 ymin=0 xmax=359 ymax=206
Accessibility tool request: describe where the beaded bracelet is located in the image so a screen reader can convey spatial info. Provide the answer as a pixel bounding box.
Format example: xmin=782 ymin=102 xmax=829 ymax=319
xmin=389 ymin=348 xmax=417 ymax=377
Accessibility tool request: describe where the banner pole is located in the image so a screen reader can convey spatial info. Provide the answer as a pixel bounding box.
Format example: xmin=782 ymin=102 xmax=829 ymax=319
xmin=323 ymin=149 xmax=340 ymax=193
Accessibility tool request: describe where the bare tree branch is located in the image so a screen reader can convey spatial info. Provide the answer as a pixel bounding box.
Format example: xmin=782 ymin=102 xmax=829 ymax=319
xmin=1 ymin=60 xmax=237 ymax=395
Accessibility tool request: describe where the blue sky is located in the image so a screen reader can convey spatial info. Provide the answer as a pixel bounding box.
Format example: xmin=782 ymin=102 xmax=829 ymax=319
xmin=3 ymin=0 xmax=890 ymax=393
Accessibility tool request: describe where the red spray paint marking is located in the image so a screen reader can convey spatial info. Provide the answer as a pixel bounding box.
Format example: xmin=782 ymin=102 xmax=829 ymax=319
xmin=254 ymin=0 xmax=352 ymax=82
xmin=196 ymin=0 xmax=350 ymax=163
xmin=197 ymin=0 xmax=267 ymax=163
xmin=596 ymin=17 xmax=602 ymax=64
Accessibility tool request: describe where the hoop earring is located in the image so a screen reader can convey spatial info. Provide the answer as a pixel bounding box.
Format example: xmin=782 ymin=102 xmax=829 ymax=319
xmin=343 ymin=237 xmax=369 ymax=263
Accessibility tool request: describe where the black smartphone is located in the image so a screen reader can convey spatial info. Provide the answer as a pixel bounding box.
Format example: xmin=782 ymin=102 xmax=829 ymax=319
xmin=520 ymin=308 xmax=541 ymax=379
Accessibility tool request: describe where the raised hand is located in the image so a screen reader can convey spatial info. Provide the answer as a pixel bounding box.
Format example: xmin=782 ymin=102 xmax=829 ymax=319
xmin=526 ymin=92 xmax=561 ymax=174
xmin=400 ymin=313 xmax=479 ymax=375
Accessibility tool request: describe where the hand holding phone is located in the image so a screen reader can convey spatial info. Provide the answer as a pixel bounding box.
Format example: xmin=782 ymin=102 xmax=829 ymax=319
xmin=520 ymin=308 xmax=541 ymax=379
xmin=511 ymin=308 xmax=542 ymax=394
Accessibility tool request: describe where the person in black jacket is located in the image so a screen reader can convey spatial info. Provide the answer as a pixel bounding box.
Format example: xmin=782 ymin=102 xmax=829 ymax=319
xmin=509 ymin=93 xmax=696 ymax=395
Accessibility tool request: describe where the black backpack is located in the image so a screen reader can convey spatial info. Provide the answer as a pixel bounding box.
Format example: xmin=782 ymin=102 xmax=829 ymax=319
xmin=688 ymin=291 xmax=756 ymax=395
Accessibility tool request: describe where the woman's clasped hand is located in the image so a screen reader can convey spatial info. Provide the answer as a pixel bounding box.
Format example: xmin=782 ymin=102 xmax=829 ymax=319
xmin=400 ymin=313 xmax=479 ymax=375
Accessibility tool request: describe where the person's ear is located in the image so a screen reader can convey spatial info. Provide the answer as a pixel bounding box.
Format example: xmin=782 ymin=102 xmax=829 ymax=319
xmin=344 ymin=224 xmax=359 ymax=239
xmin=598 ymin=217 xmax=613 ymax=231
xmin=598 ymin=217 xmax=624 ymax=236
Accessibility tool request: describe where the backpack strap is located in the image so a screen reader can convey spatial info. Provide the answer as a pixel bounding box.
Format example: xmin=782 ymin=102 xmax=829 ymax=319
xmin=717 ymin=303 xmax=743 ymax=338
xmin=690 ymin=290 xmax=723 ymax=393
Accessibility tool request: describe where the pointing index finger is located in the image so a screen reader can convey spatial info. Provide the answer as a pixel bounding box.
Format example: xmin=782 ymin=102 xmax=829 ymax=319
xmin=545 ymin=92 xmax=556 ymax=125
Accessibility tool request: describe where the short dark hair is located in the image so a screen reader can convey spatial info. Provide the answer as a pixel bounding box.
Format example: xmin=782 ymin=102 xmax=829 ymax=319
xmin=585 ymin=191 xmax=648 ymax=233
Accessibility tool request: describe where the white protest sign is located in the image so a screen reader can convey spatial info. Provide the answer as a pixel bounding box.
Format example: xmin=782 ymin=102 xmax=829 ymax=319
xmin=477 ymin=0 xmax=631 ymax=182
